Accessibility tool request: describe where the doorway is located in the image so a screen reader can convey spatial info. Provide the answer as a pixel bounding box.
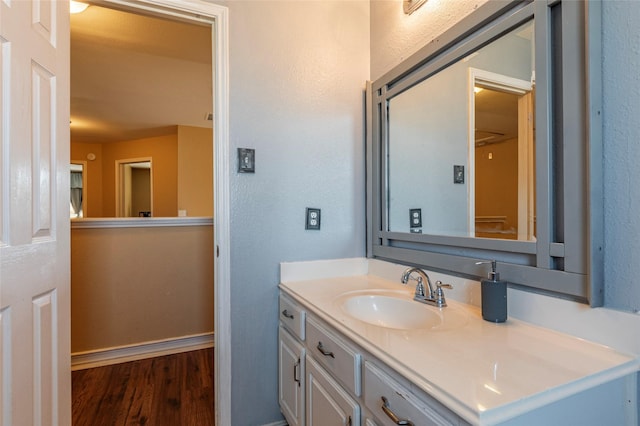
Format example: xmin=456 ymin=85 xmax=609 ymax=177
xmin=68 ymin=0 xmax=230 ymax=424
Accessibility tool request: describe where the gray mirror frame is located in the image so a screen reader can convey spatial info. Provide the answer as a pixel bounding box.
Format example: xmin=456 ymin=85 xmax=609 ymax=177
xmin=366 ymin=0 xmax=603 ymax=305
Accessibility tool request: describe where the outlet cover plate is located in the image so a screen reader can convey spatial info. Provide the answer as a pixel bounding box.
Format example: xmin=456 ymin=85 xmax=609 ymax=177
xmin=306 ymin=208 xmax=321 ymax=230
xmin=409 ymin=208 xmax=422 ymax=229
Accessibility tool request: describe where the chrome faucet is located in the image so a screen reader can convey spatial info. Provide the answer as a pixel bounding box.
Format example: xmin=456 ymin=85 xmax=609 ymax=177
xmin=400 ymin=267 xmax=452 ymax=307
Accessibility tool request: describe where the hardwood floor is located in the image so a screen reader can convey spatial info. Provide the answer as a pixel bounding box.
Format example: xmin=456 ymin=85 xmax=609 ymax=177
xmin=72 ymin=348 xmax=214 ymax=426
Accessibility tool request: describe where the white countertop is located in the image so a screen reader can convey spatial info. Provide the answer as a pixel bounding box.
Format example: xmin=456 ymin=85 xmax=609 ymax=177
xmin=280 ymin=274 xmax=639 ymax=425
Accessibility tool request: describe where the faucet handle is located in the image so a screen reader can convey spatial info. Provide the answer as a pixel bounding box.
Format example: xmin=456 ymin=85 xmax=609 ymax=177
xmin=434 ymin=281 xmax=452 ymax=307
xmin=436 ymin=281 xmax=452 ymax=290
xmin=413 ymin=277 xmax=426 ymax=298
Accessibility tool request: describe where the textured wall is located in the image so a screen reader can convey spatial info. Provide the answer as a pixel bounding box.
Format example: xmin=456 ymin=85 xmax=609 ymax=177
xmin=226 ymin=1 xmax=370 ymax=424
xmin=602 ymin=1 xmax=640 ymax=312
xmin=370 ymin=0 xmax=489 ymax=80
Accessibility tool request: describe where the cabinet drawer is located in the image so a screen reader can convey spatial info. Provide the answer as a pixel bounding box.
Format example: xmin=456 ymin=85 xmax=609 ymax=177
xmin=364 ymin=361 xmax=463 ymax=426
xmin=280 ymin=294 xmax=306 ymax=340
xmin=306 ymin=316 xmax=361 ymax=396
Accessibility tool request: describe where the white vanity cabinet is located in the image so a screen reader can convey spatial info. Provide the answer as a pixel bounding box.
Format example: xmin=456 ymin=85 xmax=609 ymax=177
xmin=278 ymin=295 xmax=307 ymax=426
xmin=279 ymin=326 xmax=305 ymax=426
xmin=306 ymin=355 xmax=360 ymax=425
xmin=279 ymin=291 xmax=466 ymax=426
xmin=364 ymin=361 xmax=465 ymax=426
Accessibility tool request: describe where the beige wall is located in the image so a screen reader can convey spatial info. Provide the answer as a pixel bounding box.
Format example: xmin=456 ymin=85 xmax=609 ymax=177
xmin=71 ymin=126 xmax=213 ymax=218
xmin=71 ymin=142 xmax=104 ymax=217
xmin=101 ymin=133 xmax=179 ymax=217
xmin=177 ymin=125 xmax=213 ymax=216
xmin=71 ymin=224 xmax=214 ymax=353
xmin=475 ymin=139 xmax=518 ymax=238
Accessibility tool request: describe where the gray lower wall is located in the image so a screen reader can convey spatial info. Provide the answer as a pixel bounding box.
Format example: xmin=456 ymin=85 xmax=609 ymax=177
xmin=226 ymin=1 xmax=370 ymax=424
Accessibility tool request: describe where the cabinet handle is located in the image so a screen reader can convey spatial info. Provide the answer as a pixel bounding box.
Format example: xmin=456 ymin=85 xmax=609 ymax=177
xmin=381 ymin=396 xmax=414 ymax=426
xmin=294 ymin=358 xmax=300 ymax=386
xmin=282 ymin=309 xmax=294 ymax=319
xmin=316 ymin=341 xmax=335 ymax=358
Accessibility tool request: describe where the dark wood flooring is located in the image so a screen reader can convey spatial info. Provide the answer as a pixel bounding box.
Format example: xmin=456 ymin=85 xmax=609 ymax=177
xmin=72 ymin=348 xmax=214 ymax=426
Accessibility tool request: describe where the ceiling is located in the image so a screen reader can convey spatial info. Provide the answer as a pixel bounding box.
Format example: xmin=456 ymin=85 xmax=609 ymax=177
xmin=474 ymin=88 xmax=520 ymax=146
xmin=70 ymin=4 xmax=213 ymax=143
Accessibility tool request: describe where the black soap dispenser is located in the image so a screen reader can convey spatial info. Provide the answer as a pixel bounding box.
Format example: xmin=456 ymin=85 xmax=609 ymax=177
xmin=477 ymin=260 xmax=507 ymax=323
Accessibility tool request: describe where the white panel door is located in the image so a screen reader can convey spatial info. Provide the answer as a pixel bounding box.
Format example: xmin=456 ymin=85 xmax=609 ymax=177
xmin=0 ymin=0 xmax=71 ymax=425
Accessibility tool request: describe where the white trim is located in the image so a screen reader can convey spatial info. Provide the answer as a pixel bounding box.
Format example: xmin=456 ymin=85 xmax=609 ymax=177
xmin=261 ymin=422 xmax=287 ymax=426
xmin=88 ymin=2 xmax=231 ymax=425
xmin=71 ymin=333 xmax=214 ymax=371
xmin=71 ymin=216 xmax=213 ymax=229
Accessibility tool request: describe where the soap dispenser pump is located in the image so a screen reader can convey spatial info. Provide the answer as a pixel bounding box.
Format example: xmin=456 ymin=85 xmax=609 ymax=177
xmin=476 ymin=260 xmax=507 ymax=323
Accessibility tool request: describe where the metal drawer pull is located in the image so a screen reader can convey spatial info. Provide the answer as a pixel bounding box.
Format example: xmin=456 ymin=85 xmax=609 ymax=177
xmin=381 ymin=396 xmax=414 ymax=426
xmin=282 ymin=309 xmax=294 ymax=319
xmin=316 ymin=341 xmax=335 ymax=358
xmin=294 ymin=358 xmax=301 ymax=386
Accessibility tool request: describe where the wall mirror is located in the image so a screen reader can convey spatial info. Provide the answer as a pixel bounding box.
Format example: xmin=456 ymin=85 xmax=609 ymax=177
xmin=368 ymin=0 xmax=603 ymax=304
xmin=387 ymin=20 xmax=534 ymax=240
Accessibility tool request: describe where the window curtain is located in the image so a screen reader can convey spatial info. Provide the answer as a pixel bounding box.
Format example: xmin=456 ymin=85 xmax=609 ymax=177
xmin=70 ymin=171 xmax=83 ymax=217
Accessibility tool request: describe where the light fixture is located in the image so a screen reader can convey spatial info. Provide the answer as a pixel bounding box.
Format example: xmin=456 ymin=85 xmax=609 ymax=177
xmin=404 ymin=0 xmax=428 ymax=15
xmin=70 ymin=1 xmax=89 ymax=14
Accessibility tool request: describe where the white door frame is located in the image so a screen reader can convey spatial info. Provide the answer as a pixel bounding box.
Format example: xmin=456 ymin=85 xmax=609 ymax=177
xmin=94 ymin=1 xmax=231 ymax=423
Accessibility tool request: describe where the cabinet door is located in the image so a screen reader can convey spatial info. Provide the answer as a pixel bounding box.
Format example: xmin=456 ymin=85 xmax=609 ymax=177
xmin=306 ymin=356 xmax=360 ymax=426
xmin=279 ymin=326 xmax=305 ymax=426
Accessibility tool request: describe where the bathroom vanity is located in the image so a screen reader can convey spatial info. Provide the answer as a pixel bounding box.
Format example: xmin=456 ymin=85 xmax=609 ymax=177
xmin=278 ymin=271 xmax=638 ymax=425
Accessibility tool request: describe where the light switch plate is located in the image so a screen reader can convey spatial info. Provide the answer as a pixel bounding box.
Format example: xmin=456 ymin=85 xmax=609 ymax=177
xmin=238 ymin=148 xmax=255 ymax=173
xmin=453 ymin=165 xmax=464 ymax=184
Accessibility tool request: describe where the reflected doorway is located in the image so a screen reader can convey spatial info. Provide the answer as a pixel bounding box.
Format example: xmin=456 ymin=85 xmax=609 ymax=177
xmin=469 ymin=69 xmax=535 ymax=241
xmin=116 ymin=159 xmax=152 ymax=217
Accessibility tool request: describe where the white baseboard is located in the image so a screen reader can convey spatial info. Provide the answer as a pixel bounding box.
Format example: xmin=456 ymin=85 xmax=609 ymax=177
xmin=262 ymin=421 xmax=287 ymax=426
xmin=71 ymin=332 xmax=214 ymax=371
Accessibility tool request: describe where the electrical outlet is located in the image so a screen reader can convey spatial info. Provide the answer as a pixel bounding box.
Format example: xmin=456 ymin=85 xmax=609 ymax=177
xmin=306 ymin=208 xmax=321 ymax=230
xmin=409 ymin=208 xmax=422 ymax=231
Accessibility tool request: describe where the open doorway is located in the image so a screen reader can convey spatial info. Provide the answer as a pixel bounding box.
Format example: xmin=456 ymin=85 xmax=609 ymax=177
xmin=71 ymin=2 xmax=226 ymax=422
xmin=468 ymin=68 xmax=535 ymax=241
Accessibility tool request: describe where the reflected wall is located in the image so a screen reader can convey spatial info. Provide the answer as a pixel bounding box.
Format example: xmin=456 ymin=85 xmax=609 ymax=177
xmin=71 ymin=125 xmax=213 ymax=218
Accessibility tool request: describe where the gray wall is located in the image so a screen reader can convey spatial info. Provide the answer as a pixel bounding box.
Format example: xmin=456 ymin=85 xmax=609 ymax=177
xmin=222 ymin=0 xmax=639 ymax=423
xmin=602 ymin=1 xmax=640 ymax=312
xmin=226 ymin=1 xmax=369 ymax=424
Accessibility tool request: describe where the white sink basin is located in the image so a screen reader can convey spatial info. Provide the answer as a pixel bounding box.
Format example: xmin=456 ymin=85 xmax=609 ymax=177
xmin=336 ymin=291 xmax=467 ymax=330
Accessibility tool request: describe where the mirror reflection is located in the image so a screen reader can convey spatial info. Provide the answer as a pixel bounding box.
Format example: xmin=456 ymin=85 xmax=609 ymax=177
xmin=387 ymin=20 xmax=535 ymax=240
